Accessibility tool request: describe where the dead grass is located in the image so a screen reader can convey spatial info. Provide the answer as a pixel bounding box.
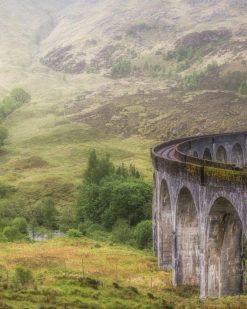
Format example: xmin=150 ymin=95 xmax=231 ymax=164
xmin=0 ymin=238 xmax=170 ymax=290
xmin=0 ymin=238 xmax=245 ymax=308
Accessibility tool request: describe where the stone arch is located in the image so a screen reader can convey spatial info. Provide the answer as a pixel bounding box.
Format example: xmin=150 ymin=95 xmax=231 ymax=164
xmin=206 ymin=197 xmax=244 ymax=298
xmin=176 ymin=187 xmax=200 ymax=286
xmin=216 ymin=145 xmax=227 ymax=163
xmin=232 ymin=143 xmax=244 ymax=167
xmin=203 ymin=148 xmax=212 ymax=161
xmin=159 ymin=179 xmax=172 ymax=270
xmin=193 ymin=151 xmax=199 ymax=158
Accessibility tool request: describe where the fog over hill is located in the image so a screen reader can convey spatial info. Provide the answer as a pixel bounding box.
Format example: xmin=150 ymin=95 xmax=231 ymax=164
xmin=0 ymin=0 xmax=247 ymax=205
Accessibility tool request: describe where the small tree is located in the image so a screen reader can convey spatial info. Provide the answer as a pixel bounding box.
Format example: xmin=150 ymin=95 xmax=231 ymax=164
xmin=10 ymin=88 xmax=31 ymax=104
xmin=84 ymin=150 xmax=114 ymax=184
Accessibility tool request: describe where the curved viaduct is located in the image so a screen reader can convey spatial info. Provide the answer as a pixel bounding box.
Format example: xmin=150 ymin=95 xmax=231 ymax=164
xmin=151 ymin=132 xmax=247 ymax=299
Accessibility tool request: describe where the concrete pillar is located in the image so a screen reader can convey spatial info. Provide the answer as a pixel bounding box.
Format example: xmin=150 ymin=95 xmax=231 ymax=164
xmin=175 ymin=187 xmax=200 ymax=286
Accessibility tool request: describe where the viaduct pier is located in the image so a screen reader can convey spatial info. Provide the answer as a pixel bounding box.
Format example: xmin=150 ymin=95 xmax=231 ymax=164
xmin=151 ymin=132 xmax=247 ymax=298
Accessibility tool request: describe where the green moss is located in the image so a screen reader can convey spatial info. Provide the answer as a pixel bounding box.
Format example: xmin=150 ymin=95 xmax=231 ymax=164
xmin=185 ymin=163 xmax=246 ymax=184
xmin=205 ymin=166 xmax=243 ymax=183
xmin=185 ymin=164 xmax=200 ymax=176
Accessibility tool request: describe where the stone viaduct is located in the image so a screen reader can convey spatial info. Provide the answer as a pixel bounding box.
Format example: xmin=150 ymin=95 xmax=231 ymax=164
xmin=151 ymin=132 xmax=247 ymax=299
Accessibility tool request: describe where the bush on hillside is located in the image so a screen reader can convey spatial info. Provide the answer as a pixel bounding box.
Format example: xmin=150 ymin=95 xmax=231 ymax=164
xmin=2 ymin=226 xmax=25 ymax=242
xmin=111 ymin=59 xmax=131 ymax=78
xmin=101 ymin=179 xmax=152 ymax=228
xmin=180 ymin=62 xmax=218 ymax=91
xmin=133 ymin=220 xmax=152 ymax=249
xmin=67 ymin=229 xmax=81 ymax=238
xmin=14 ymin=266 xmax=33 ymax=288
xmin=0 ymin=88 xmax=31 ymax=120
xmin=12 ymin=217 xmax=28 ymax=235
xmin=111 ymin=219 xmax=132 ymax=244
xmin=11 ymin=88 xmax=31 ymax=105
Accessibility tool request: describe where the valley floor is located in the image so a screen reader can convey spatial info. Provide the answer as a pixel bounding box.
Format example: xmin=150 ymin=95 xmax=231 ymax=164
xmin=0 ymin=237 xmax=245 ymax=308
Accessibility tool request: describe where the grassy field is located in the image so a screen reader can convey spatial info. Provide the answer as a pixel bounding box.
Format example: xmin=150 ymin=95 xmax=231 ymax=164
xmin=0 ymin=237 xmax=244 ymax=308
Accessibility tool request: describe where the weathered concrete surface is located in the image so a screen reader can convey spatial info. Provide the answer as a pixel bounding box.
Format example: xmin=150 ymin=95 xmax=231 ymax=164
xmin=151 ymin=132 xmax=247 ymax=299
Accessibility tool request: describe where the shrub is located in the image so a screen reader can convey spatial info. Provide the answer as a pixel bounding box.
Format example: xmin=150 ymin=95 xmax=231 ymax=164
xmin=133 ymin=220 xmax=152 ymax=249
xmin=14 ymin=266 xmax=33 ymax=287
xmin=79 ymin=277 xmax=100 ymax=289
xmin=165 ymin=47 xmax=203 ymax=64
xmin=78 ymin=220 xmax=94 ymax=235
xmin=10 ymin=88 xmax=31 ymax=104
xmin=67 ymin=229 xmax=81 ymax=238
xmin=103 ymin=179 xmax=152 ymax=228
xmin=12 ymin=217 xmax=28 ymax=235
xmin=179 ymin=62 xmax=219 ymax=91
xmin=2 ymin=226 xmax=24 ymax=242
xmin=111 ymin=59 xmax=131 ymax=78
xmin=111 ymin=219 xmax=132 ymax=244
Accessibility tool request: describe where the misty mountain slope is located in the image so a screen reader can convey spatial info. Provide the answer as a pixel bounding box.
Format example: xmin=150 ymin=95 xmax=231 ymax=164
xmin=1 ymin=0 xmax=247 ymax=142
xmin=1 ymin=0 xmax=247 ymax=206
xmin=38 ymin=0 xmax=247 ymax=74
xmin=0 ymin=0 xmax=75 ymax=72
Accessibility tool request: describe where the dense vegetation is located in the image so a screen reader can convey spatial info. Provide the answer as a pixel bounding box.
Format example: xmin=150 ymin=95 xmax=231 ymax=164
xmin=76 ymin=150 xmax=152 ymax=249
xmin=179 ymin=62 xmax=219 ymax=91
xmin=0 ymin=149 xmax=152 ymax=249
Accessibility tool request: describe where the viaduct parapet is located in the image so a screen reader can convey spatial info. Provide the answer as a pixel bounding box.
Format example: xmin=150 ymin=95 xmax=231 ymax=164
xmin=151 ymin=132 xmax=247 ymax=299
